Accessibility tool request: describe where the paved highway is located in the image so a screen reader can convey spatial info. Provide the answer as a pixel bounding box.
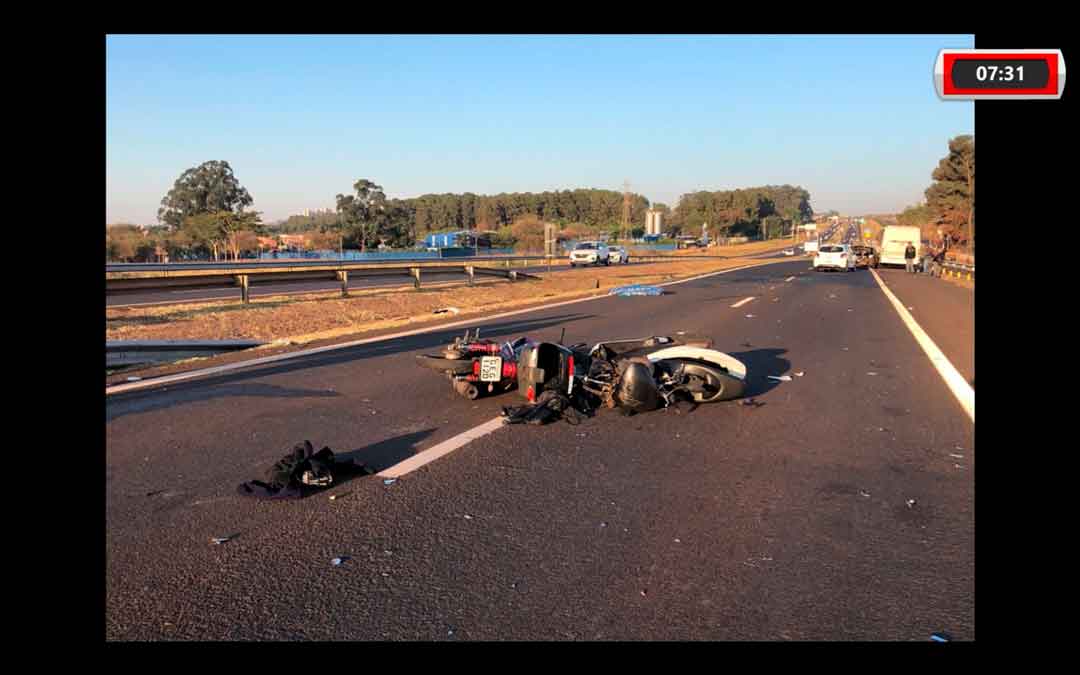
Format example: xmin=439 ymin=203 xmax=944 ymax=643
xmin=106 ymin=258 xmax=974 ymax=640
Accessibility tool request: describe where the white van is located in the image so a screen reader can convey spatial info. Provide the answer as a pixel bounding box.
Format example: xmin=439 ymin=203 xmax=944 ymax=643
xmin=880 ymin=226 xmax=921 ymax=267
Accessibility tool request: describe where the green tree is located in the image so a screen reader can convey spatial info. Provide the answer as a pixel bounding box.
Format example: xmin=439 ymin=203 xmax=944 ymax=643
xmin=157 ymin=160 xmax=254 ymax=228
xmin=925 ymin=135 xmax=974 ymax=244
xmin=336 ymin=179 xmax=388 ymax=252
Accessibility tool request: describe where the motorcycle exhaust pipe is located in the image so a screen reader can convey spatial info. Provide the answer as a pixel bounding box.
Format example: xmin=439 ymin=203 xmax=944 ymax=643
xmin=454 ymin=380 xmax=480 ymax=400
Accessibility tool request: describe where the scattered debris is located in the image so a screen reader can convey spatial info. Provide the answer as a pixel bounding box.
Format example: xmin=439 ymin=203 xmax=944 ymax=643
xmin=210 ymin=536 xmax=231 ymax=545
xmin=600 ymin=522 xmax=608 ymax=528
xmin=331 ymin=556 xmax=350 ymax=566
xmin=740 ymin=398 xmax=765 ymax=408
xmin=432 ymin=307 xmax=460 ymax=315
xmin=640 ymin=590 xmax=648 ymax=597
xmin=382 ymin=478 xmax=397 ymax=486
xmin=745 ymin=314 xmax=755 ymax=318
xmin=906 ymin=499 xmax=917 ymax=508
xmin=463 ymin=514 xmax=473 ymax=520
xmin=847 ymin=308 xmax=854 ymax=312
xmin=828 ymin=294 xmax=837 ymax=299
xmin=841 ymin=347 xmax=849 ymax=351
xmin=447 ymin=628 xmax=455 ymax=636
xmin=907 ymin=306 xmax=914 ymax=310
xmin=954 ymin=464 xmax=964 ymax=470
xmin=767 ymin=375 xmax=793 ymax=382
xmin=126 ymin=376 xmax=142 ymax=382
xmin=794 ymin=371 xmax=805 ymax=377
xmin=859 ymin=490 xmax=870 ymax=498
xmin=609 ymin=284 xmax=664 ymax=297
xmin=329 ymin=494 xmax=339 ymax=501
xmin=676 ymin=331 xmax=686 ymax=335
xmin=930 ymin=632 xmax=952 ymax=642
xmin=674 ymin=538 xmax=681 ymax=543
xmin=949 ymin=453 xmax=964 ymax=459
xmin=867 ymin=372 xmax=878 ymax=376
xmin=740 ymin=341 xmax=753 ymax=348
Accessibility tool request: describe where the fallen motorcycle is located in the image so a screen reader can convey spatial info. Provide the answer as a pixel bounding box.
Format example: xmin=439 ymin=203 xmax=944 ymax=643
xmin=415 ymin=329 xmax=534 ymax=400
xmin=516 ymin=335 xmax=747 ymax=413
xmin=418 ymin=330 xmax=747 ymax=413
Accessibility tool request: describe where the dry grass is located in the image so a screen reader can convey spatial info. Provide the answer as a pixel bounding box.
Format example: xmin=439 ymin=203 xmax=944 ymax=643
xmin=106 ymin=253 xmax=787 ymax=345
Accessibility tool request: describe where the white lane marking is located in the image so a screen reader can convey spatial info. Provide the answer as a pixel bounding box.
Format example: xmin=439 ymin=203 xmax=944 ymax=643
xmin=107 ymin=258 xmax=795 ymax=395
xmin=378 ymin=417 xmax=506 ymax=478
xmin=870 ymin=269 xmax=973 ymax=422
xmin=785 ymin=276 xmax=796 ymax=282
xmin=730 ymin=296 xmax=755 ymax=308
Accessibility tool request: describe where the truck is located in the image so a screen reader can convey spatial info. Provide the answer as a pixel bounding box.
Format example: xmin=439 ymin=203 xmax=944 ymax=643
xmin=879 ymin=226 xmax=922 ymax=268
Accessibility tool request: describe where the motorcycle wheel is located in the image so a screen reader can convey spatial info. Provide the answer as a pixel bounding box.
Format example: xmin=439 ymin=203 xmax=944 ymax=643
xmin=415 ymin=354 xmax=475 ymax=375
xmin=677 ymin=361 xmax=746 ymax=402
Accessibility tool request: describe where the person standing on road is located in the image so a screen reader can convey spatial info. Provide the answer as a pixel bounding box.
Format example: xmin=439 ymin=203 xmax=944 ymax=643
xmin=905 ymin=242 xmax=917 ymax=274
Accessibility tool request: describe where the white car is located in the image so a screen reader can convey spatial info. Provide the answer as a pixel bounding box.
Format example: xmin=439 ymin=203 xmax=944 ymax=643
xmin=813 ymin=244 xmax=856 ymax=272
xmin=570 ymin=241 xmax=610 ymax=267
xmin=608 ymin=246 xmax=630 ymax=264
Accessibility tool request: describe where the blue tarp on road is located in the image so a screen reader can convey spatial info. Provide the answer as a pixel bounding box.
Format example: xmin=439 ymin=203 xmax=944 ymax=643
xmin=608 ymin=284 xmax=664 ymax=297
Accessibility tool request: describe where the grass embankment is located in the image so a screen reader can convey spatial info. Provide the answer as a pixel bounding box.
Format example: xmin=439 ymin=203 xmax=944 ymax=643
xmin=106 ymin=242 xmax=792 ymax=347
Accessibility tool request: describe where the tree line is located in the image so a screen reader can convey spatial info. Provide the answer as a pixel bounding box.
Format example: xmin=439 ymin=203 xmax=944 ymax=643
xmin=106 ymin=159 xmax=816 ymax=261
xmin=666 ymin=185 xmax=813 ymax=241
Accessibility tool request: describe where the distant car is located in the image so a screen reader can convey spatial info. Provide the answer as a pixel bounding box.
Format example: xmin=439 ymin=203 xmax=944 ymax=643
xmin=608 ymin=246 xmax=630 ymax=264
xmin=570 ymin=241 xmax=610 ymax=267
xmin=782 ymin=248 xmax=795 ymax=256
xmin=813 ymin=244 xmax=856 ymax=272
xmin=850 ymin=245 xmax=879 ymax=269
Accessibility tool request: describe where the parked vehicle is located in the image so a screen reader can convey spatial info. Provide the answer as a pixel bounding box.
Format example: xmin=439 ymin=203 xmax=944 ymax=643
xmin=879 ymin=226 xmax=922 ymax=268
xmin=569 ymin=241 xmax=610 ymax=267
xmin=813 ymin=244 xmax=856 ymax=272
xmin=608 ymin=246 xmax=630 ymax=264
xmin=850 ymin=244 xmax=879 ymax=269
xmin=804 ymin=239 xmax=819 ymax=254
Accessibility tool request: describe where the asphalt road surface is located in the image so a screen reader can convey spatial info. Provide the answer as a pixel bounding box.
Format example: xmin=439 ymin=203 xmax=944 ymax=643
xmin=106 ymin=258 xmax=974 ymax=640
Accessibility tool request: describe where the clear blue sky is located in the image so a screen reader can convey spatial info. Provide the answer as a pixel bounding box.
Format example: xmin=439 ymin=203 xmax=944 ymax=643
xmin=106 ymin=34 xmax=974 ymax=224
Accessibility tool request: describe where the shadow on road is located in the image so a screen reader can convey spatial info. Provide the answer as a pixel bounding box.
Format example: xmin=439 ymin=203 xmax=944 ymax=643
xmin=726 ymin=347 xmax=791 ymax=397
xmin=337 ymin=428 xmax=438 ymax=473
xmin=106 ymin=382 xmax=341 ymax=422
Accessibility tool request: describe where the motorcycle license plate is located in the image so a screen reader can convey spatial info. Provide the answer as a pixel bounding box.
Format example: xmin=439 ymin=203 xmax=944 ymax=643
xmin=479 ymin=356 xmax=503 ymax=382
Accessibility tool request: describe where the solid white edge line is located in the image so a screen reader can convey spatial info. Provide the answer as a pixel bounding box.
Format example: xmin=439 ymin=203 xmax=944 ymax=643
xmin=870 ymin=269 xmax=974 ymax=422
xmin=107 ymin=257 xmax=795 ymax=396
xmin=730 ymin=296 xmax=755 ymax=308
xmin=378 ymin=416 xmax=507 ymax=478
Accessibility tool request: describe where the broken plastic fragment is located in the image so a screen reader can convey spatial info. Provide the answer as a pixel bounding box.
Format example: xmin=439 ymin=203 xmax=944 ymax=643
xmin=210 ymin=536 xmax=231 ymax=545
xmin=930 ymin=632 xmax=951 ymax=642
xmin=906 ymin=499 xmax=917 ymax=508
xmin=382 ymin=478 xmax=397 ymax=486
xmin=767 ymin=375 xmax=792 ymax=382
xmin=433 ymin=307 xmax=460 ymax=315
xmin=867 ymin=372 xmax=877 ymax=376
xmin=949 ymin=453 xmax=964 ymax=459
xmin=331 ymin=556 xmax=350 ymax=566
xmin=859 ymin=490 xmax=870 ymax=498
xmin=794 ymin=371 xmax=805 ymax=377
xmin=463 ymin=514 xmax=473 ymax=520
xmin=745 ymin=314 xmax=755 ymax=318
xmin=126 ymin=376 xmax=142 ymax=382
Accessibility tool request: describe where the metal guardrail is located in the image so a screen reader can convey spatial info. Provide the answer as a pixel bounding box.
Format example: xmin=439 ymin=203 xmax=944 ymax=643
xmin=106 ymin=254 xmax=731 ymax=304
xmin=939 ymin=261 xmax=975 ymax=281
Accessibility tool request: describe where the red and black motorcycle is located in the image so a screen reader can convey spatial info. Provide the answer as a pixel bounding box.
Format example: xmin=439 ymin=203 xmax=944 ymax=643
xmin=415 ymin=329 xmax=533 ymax=400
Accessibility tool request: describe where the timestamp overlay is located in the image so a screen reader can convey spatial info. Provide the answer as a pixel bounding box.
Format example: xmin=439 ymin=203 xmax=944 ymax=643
xmin=935 ymin=49 xmax=1066 ymax=100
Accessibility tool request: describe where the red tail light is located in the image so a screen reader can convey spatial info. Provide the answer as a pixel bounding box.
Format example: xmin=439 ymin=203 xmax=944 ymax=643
xmin=527 ymin=386 xmax=535 ymax=402
xmin=472 ymin=360 xmax=481 ymax=376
